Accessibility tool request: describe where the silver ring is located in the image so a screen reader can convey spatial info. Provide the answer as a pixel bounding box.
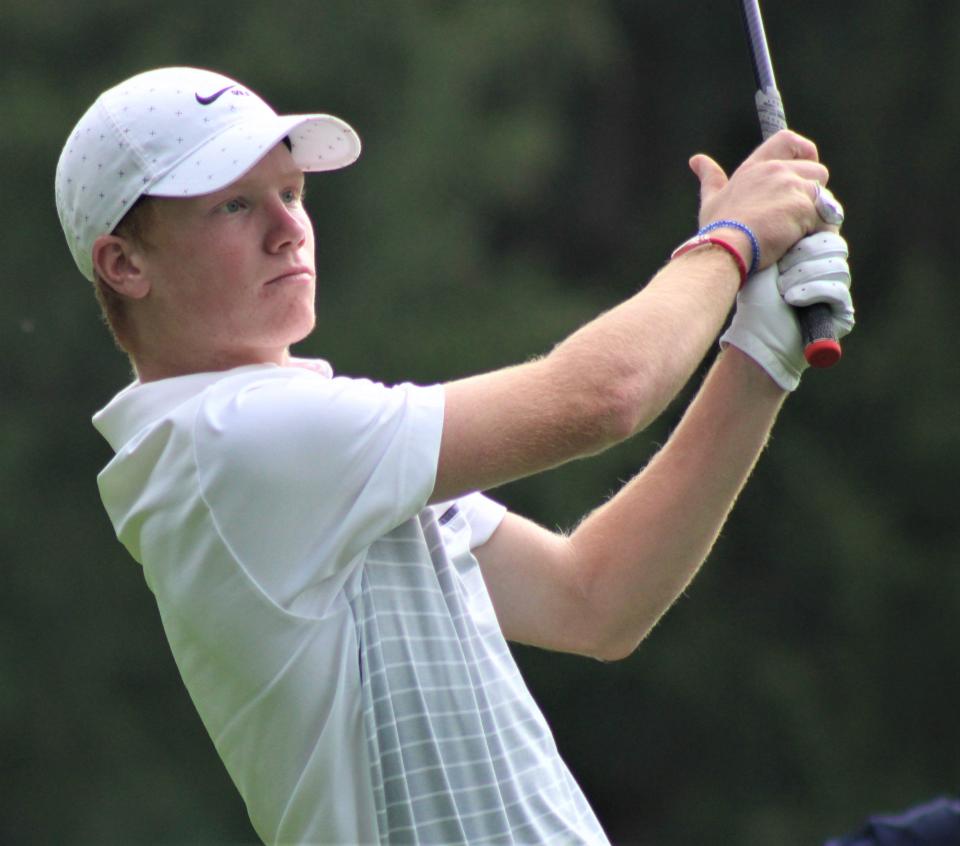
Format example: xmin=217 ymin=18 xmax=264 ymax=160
xmin=815 ymin=182 xmax=844 ymax=226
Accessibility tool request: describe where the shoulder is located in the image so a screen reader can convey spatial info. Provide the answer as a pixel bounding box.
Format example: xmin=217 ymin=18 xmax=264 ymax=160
xmin=191 ymin=366 xmax=446 ymax=507
xmin=197 ymin=367 xmax=443 ymax=437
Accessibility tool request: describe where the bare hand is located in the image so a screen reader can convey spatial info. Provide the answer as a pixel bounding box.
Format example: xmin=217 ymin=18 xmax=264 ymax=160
xmin=690 ymin=130 xmax=832 ymax=270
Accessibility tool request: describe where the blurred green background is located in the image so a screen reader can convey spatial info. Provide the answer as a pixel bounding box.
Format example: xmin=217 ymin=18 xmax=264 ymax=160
xmin=4 ymin=1 xmax=959 ymax=843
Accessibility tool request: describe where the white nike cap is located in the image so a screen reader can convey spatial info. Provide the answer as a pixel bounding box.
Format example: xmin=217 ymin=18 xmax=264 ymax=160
xmin=55 ymin=66 xmax=361 ymax=281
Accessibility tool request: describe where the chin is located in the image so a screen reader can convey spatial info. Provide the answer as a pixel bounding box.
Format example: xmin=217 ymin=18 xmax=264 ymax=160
xmin=285 ymin=310 xmax=317 ymax=346
xmin=253 ymin=298 xmax=316 ymax=352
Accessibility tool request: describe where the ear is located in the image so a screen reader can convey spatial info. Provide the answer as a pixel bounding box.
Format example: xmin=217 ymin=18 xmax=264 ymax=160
xmin=91 ymin=234 xmax=151 ymax=299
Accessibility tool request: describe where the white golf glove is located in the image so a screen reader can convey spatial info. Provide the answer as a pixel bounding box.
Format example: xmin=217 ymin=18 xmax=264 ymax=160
xmin=719 ymin=231 xmax=854 ymax=391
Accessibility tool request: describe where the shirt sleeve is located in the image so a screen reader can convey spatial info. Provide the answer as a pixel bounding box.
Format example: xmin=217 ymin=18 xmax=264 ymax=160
xmin=192 ymin=369 xmax=445 ymax=606
xmin=456 ymin=492 xmax=508 ymax=549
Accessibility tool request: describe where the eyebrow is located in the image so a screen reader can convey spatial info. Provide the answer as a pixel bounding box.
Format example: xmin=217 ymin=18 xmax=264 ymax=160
xmin=277 ymin=168 xmax=306 ymax=183
xmin=223 ymin=167 xmax=305 ymax=195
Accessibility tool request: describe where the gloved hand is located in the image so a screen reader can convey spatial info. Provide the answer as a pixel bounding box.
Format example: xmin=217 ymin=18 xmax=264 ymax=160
xmin=720 ymin=231 xmax=853 ymax=391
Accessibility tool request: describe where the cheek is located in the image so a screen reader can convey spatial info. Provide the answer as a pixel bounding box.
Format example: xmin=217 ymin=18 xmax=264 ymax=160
xmin=190 ymin=242 xmax=250 ymax=297
xmin=152 ymin=257 xmax=236 ymax=324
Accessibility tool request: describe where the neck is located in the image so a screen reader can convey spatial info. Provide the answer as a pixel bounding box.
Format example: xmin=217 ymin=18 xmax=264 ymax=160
xmin=132 ymin=347 xmax=290 ymax=383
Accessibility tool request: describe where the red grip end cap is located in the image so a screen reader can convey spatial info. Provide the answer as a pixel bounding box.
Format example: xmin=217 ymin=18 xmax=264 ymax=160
xmin=804 ymin=339 xmax=842 ymax=369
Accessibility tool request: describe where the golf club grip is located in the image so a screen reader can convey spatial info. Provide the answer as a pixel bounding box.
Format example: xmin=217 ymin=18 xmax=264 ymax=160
xmin=798 ymin=303 xmax=841 ymax=368
xmin=740 ymin=0 xmax=842 ymax=368
xmin=778 ymin=196 xmax=842 ymax=366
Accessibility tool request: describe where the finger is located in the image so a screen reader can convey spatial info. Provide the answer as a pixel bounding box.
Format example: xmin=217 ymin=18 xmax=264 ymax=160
xmin=779 ymin=260 xmax=851 ymax=295
xmin=787 ymin=161 xmax=831 ymax=184
xmin=777 ymin=166 xmax=836 ymax=231
xmin=689 ymin=153 xmax=729 ymax=206
xmin=814 ymin=183 xmax=844 ymax=226
xmin=777 ymin=232 xmax=848 ymax=274
xmin=800 ymin=174 xmax=844 ymax=234
xmin=743 ymin=129 xmax=819 ymax=166
xmin=782 ymin=279 xmax=853 ymax=320
xmin=783 ymin=281 xmax=855 ymax=339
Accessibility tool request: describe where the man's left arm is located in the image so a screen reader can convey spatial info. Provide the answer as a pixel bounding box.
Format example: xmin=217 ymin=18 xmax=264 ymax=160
xmin=474 ymin=346 xmax=785 ymax=661
xmin=474 ymin=224 xmax=852 ymax=660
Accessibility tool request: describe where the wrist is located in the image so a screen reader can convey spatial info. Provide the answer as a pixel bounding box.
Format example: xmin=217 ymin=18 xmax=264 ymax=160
xmin=720 ymin=343 xmax=792 ymax=397
xmin=671 ymin=234 xmax=749 ymax=287
xmin=697 ymin=220 xmax=760 ymax=274
xmin=706 ymin=229 xmax=753 ymax=274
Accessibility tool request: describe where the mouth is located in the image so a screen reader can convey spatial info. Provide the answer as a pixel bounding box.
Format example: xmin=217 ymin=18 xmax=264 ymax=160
xmin=265 ymin=267 xmax=315 ymax=286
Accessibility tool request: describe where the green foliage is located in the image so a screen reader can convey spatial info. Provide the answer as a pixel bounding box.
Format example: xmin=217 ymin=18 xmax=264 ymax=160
xmin=3 ymin=1 xmax=958 ymax=843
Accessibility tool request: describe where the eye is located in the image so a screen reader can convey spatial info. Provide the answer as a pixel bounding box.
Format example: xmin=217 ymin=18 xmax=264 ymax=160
xmin=221 ymin=197 xmax=247 ymax=214
xmin=283 ymin=185 xmax=306 ymax=205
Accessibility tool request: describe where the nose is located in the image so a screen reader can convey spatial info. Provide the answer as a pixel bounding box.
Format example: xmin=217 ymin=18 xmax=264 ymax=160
xmin=264 ymin=197 xmax=309 ymax=254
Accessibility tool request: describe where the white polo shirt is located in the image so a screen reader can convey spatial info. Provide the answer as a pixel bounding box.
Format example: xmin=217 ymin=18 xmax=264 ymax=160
xmin=93 ymin=362 xmax=608 ymax=845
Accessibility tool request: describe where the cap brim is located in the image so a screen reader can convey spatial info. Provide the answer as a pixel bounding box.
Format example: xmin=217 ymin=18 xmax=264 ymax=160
xmin=147 ymin=113 xmax=360 ymax=198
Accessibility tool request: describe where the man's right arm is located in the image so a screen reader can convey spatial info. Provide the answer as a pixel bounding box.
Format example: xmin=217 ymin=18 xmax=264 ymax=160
xmin=432 ymin=242 xmax=742 ymax=503
xmin=430 ymin=129 xmax=830 ymax=504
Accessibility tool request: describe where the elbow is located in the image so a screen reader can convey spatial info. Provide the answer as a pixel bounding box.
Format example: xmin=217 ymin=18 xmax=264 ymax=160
xmin=601 ymin=387 xmax=642 ymax=446
xmin=592 ymin=362 xmax=672 ymax=446
xmin=560 ymin=548 xmax=647 ymax=662
xmin=571 ymin=588 xmax=650 ymax=663
xmin=578 ymin=380 xmax=648 ymax=453
xmin=584 ymin=628 xmax=644 ymax=663
xmin=543 ymin=348 xmax=660 ymax=452
xmin=571 ymin=562 xmax=660 ymax=663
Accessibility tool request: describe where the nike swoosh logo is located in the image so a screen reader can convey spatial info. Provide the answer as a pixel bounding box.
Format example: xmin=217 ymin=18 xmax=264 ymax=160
xmin=195 ymin=85 xmax=234 ymax=106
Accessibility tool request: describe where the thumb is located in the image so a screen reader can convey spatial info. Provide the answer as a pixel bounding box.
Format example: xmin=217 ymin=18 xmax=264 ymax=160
xmin=689 ymin=153 xmax=728 ymax=204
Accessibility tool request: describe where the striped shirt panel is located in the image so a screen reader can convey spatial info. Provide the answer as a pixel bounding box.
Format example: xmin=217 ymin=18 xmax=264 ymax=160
xmin=348 ymin=500 xmax=608 ymax=845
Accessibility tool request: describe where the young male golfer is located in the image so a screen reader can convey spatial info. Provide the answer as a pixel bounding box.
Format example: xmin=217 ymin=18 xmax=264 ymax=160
xmin=57 ymin=67 xmax=853 ymax=844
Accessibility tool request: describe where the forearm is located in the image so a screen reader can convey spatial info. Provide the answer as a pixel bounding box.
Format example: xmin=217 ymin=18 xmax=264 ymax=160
xmin=433 ymin=246 xmax=743 ymax=503
xmin=567 ymin=346 xmax=786 ymax=660
xmin=546 ymin=243 xmax=746 ymax=437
